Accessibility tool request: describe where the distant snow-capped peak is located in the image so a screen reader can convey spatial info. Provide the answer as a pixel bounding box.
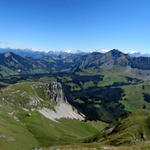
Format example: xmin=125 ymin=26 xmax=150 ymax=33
xmin=128 ymin=51 xmax=150 ymax=57
xmin=127 ymin=50 xmax=138 ymax=54
xmin=89 ymin=49 xmax=150 ymax=57
xmin=90 ymin=49 xmax=110 ymax=53
xmin=65 ymin=49 xmax=86 ymax=54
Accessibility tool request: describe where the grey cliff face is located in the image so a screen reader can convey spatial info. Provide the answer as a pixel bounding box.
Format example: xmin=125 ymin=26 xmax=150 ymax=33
xmin=47 ymin=82 xmax=66 ymax=103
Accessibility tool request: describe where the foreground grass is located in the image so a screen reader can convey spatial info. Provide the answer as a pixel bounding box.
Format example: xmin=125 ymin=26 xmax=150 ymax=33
xmin=0 ymin=81 xmax=108 ymax=150
xmin=44 ymin=141 xmax=150 ymax=150
xmin=44 ymin=110 xmax=150 ymax=150
xmin=18 ymin=111 xmax=107 ymax=147
xmin=0 ymin=106 xmax=107 ymax=150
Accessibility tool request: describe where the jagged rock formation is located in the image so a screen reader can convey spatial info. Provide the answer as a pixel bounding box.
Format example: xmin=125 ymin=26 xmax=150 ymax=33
xmin=0 ymin=81 xmax=84 ymax=121
xmin=47 ymin=82 xmax=67 ymax=103
xmin=39 ymin=82 xmax=85 ymax=121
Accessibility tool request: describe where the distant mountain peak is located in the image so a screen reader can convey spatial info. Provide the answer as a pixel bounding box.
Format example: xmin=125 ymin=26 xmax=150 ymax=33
xmin=109 ymin=49 xmax=123 ymax=54
xmin=107 ymin=49 xmax=126 ymax=57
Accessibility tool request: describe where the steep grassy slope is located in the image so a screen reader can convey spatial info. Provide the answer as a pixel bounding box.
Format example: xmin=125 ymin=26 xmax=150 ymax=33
xmin=43 ymin=110 xmax=150 ymax=150
xmin=0 ymin=106 xmax=107 ymax=150
xmin=17 ymin=111 xmax=107 ymax=147
xmin=0 ymin=108 xmax=39 ymax=150
xmin=0 ymin=81 xmax=107 ymax=150
xmin=86 ymin=110 xmax=150 ymax=145
xmin=0 ymin=52 xmax=50 ymax=77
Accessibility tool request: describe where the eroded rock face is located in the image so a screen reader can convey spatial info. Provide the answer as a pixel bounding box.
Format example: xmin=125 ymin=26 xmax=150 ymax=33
xmin=47 ymin=82 xmax=66 ymax=103
xmin=39 ymin=82 xmax=85 ymax=121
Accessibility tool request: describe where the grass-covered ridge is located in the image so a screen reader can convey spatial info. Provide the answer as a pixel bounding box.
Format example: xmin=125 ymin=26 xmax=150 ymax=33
xmin=0 ymin=81 xmax=108 ymax=150
xmin=0 ymin=81 xmax=55 ymax=110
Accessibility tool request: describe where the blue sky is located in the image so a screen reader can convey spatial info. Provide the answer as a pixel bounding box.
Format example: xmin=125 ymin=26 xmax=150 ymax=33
xmin=0 ymin=0 xmax=150 ymax=53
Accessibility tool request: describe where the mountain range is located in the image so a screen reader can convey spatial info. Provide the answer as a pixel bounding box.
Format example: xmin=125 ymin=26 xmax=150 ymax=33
xmin=1 ymin=48 xmax=150 ymax=149
xmin=0 ymin=48 xmax=150 ymax=59
xmin=1 ymin=49 xmax=150 ymax=78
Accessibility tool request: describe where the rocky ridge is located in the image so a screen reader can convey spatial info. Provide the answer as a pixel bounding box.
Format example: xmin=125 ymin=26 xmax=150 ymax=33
xmin=38 ymin=82 xmax=84 ymax=121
